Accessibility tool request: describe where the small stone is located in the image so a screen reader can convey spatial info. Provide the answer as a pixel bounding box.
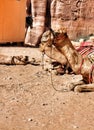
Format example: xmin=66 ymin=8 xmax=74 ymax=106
xmin=73 ymin=125 xmax=79 ymax=129
xmin=42 ymin=103 xmax=48 ymax=106
xmin=19 ymin=73 xmax=23 ymax=76
xmin=28 ymin=118 xmax=33 ymax=122
xmin=35 ymin=82 xmax=40 ymax=86
xmin=9 ymin=77 xmax=12 ymax=80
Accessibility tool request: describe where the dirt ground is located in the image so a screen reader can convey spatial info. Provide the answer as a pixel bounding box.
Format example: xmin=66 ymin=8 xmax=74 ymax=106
xmin=0 ymin=47 xmax=94 ymax=130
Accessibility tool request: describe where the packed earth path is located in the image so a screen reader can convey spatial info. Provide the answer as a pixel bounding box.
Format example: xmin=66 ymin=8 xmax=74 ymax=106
xmin=0 ymin=47 xmax=94 ymax=130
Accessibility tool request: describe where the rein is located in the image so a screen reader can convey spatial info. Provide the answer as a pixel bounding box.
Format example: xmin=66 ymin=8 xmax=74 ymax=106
xmin=50 ymin=28 xmax=67 ymax=41
xmin=89 ymin=64 xmax=94 ymax=83
xmin=78 ymin=58 xmax=84 ymax=74
xmin=41 ymin=29 xmax=66 ymax=92
xmin=77 ymin=56 xmax=94 ymax=83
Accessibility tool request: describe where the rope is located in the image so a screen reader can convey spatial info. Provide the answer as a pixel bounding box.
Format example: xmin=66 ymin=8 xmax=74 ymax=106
xmin=40 ymin=30 xmax=63 ymax=92
xmin=41 ymin=52 xmax=45 ymax=70
xmin=49 ymin=33 xmax=65 ymax=92
xmin=89 ymin=64 xmax=94 ymax=83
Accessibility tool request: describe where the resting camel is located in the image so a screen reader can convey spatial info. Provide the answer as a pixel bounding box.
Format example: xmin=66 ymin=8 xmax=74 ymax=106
xmin=40 ymin=28 xmax=94 ymax=92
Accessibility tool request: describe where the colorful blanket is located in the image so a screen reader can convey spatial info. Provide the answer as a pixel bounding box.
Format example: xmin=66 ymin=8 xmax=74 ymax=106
xmin=75 ymin=42 xmax=94 ymax=63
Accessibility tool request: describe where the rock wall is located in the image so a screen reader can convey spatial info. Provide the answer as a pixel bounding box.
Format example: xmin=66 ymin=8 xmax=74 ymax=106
xmin=50 ymin=0 xmax=94 ymax=40
xmin=25 ymin=0 xmax=94 ymax=46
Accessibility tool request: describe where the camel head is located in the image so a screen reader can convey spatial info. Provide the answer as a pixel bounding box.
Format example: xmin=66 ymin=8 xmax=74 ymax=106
xmin=40 ymin=30 xmax=54 ymax=52
xmin=40 ymin=27 xmax=68 ymax=52
xmin=50 ymin=27 xmax=68 ymax=47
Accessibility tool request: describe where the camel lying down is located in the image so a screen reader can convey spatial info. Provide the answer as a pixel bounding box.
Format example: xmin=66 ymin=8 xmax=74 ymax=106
xmin=40 ymin=29 xmax=94 ymax=92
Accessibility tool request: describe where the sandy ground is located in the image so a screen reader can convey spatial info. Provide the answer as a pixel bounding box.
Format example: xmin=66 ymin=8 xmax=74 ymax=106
xmin=0 ymin=47 xmax=94 ymax=130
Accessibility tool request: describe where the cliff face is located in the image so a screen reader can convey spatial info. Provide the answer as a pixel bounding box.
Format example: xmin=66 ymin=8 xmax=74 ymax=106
xmin=25 ymin=0 xmax=94 ymax=46
xmin=50 ymin=0 xmax=94 ymax=40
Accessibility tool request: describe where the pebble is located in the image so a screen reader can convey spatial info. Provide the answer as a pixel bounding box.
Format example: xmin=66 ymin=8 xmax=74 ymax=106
xmin=73 ymin=125 xmax=79 ymax=129
xmin=4 ymin=76 xmax=12 ymax=80
xmin=35 ymin=82 xmax=40 ymax=86
xmin=28 ymin=118 xmax=33 ymax=122
xmin=42 ymin=103 xmax=48 ymax=106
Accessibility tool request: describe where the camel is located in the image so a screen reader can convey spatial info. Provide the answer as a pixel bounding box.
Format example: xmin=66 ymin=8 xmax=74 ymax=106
xmin=40 ymin=30 xmax=68 ymax=65
xmin=25 ymin=0 xmax=94 ymax=47
xmin=40 ymin=29 xmax=76 ymax=75
xmin=40 ymin=28 xmax=94 ymax=92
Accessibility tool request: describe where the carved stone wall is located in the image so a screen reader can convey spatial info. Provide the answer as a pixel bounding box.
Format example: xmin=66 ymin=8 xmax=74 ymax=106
xmin=49 ymin=0 xmax=94 ymax=40
xmin=26 ymin=0 xmax=94 ymax=46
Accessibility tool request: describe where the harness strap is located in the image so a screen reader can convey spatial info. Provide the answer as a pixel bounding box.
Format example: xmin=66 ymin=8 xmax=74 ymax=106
xmin=77 ymin=58 xmax=94 ymax=83
xmin=78 ymin=58 xmax=84 ymax=74
xmin=89 ymin=64 xmax=94 ymax=83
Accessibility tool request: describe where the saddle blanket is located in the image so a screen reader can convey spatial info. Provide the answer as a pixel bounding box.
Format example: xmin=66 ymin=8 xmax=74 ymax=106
xmin=75 ymin=41 xmax=94 ymax=63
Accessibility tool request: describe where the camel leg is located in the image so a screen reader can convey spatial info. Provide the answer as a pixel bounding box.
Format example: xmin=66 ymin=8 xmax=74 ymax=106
xmin=40 ymin=30 xmax=68 ymax=65
xmin=74 ymin=83 xmax=94 ymax=92
xmin=40 ymin=43 xmax=67 ymax=65
xmin=40 ymin=41 xmax=73 ymax=74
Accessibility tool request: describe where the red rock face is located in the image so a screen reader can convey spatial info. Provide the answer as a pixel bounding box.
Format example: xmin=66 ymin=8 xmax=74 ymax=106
xmin=25 ymin=0 xmax=94 ymax=46
xmin=50 ymin=0 xmax=94 ymax=40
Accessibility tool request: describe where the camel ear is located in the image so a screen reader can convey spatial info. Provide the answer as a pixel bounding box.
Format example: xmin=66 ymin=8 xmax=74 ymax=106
xmin=53 ymin=27 xmax=67 ymax=34
xmin=56 ymin=27 xmax=67 ymax=34
xmin=62 ymin=27 xmax=67 ymax=34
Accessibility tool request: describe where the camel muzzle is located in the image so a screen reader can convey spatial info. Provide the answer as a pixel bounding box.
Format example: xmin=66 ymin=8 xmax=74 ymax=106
xmin=49 ymin=28 xmax=68 ymax=39
xmin=49 ymin=28 xmax=61 ymax=38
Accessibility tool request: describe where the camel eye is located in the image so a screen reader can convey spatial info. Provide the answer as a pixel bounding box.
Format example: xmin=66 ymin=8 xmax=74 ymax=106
xmin=54 ymin=32 xmax=60 ymax=37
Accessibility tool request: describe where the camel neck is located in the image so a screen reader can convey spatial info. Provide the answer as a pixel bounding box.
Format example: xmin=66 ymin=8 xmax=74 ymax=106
xmin=57 ymin=37 xmax=82 ymax=74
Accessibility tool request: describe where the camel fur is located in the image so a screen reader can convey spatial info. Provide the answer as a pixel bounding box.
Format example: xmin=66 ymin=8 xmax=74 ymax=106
xmin=40 ymin=28 xmax=94 ymax=92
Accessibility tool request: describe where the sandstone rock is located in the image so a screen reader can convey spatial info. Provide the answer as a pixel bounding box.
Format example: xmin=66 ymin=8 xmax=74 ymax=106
xmin=50 ymin=0 xmax=94 ymax=40
xmin=25 ymin=0 xmax=94 ymax=45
